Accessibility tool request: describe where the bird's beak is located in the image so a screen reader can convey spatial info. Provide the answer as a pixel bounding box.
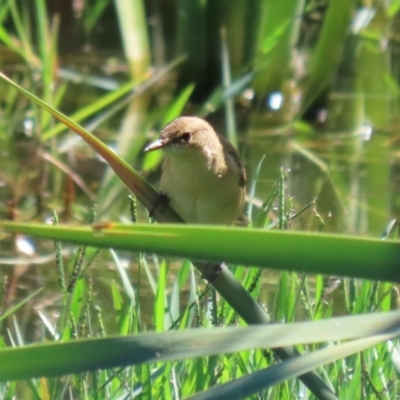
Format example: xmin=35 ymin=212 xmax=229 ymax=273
xmin=144 ymin=138 xmax=166 ymax=152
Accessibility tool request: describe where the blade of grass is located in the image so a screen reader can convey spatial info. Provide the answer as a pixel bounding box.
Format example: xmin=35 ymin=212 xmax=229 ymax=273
xmin=0 ymin=311 xmax=399 ymax=381
xmin=0 ymin=71 xmax=181 ymax=223
xmin=1 ymin=222 xmax=400 ymax=282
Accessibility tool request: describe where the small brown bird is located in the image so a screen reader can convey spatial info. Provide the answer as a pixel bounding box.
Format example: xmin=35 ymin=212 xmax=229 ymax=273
xmin=144 ymin=116 xmax=246 ymax=225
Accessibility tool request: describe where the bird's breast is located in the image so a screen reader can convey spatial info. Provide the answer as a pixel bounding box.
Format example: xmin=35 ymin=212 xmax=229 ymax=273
xmin=159 ymin=155 xmax=244 ymax=225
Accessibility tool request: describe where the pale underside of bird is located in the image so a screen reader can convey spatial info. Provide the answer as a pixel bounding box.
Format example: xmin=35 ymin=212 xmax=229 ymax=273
xmin=145 ymin=116 xmax=246 ymax=225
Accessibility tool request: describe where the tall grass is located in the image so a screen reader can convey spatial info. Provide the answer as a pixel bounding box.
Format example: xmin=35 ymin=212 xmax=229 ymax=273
xmin=0 ymin=1 xmax=399 ymax=399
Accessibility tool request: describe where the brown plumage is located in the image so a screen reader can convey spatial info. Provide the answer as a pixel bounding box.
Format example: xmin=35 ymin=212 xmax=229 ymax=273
xmin=145 ymin=116 xmax=246 ymax=225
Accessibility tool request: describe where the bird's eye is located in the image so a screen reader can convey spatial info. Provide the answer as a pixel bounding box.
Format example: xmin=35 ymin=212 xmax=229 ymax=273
xmin=181 ymin=132 xmax=191 ymax=142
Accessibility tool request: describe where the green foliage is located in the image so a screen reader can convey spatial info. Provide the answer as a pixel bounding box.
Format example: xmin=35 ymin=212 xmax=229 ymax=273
xmin=0 ymin=0 xmax=400 ymax=399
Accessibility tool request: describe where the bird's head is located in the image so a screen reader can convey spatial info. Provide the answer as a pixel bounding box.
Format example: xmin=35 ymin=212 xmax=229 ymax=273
xmin=144 ymin=116 xmax=219 ymax=155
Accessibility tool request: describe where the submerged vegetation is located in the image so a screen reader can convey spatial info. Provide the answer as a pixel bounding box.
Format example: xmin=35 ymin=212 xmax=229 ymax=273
xmin=0 ymin=0 xmax=400 ymax=399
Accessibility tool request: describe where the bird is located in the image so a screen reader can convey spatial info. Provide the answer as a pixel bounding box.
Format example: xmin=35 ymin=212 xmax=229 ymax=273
xmin=144 ymin=116 xmax=246 ymax=225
